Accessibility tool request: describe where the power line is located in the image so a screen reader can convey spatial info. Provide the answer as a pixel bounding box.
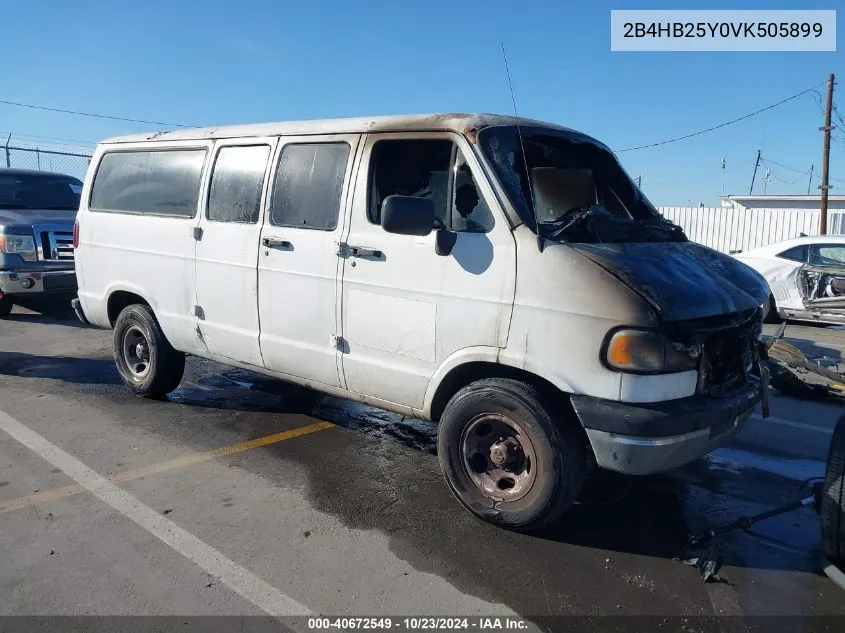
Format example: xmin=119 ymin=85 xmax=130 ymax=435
xmin=760 ymin=159 xmax=810 ymax=185
xmin=762 ymin=156 xmax=808 ymax=174
xmin=0 ymin=131 xmax=96 ymax=146
xmin=617 ymin=83 xmax=825 ymax=153
xmin=0 ymin=98 xmax=192 ymax=128
xmin=759 ymin=155 xmax=845 ymax=185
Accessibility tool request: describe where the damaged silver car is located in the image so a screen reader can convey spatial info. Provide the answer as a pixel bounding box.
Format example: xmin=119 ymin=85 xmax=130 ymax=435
xmin=735 ymin=236 xmax=845 ymax=325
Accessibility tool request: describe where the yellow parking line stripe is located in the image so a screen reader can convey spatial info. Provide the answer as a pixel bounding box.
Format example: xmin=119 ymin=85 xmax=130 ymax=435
xmin=0 ymin=420 xmax=334 ymax=515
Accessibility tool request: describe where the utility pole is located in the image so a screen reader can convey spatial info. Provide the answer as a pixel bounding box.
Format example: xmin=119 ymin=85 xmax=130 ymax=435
xmin=749 ymin=149 xmax=761 ymax=195
xmin=635 ymin=174 xmax=642 ymax=188
xmin=808 ymin=165 xmax=814 ymax=195
xmin=762 ymin=168 xmax=771 ymax=195
xmin=819 ymin=73 xmax=835 ymax=235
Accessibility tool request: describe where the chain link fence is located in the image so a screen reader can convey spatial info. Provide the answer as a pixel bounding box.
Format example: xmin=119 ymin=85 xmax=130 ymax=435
xmin=3 ymin=144 xmax=92 ymax=181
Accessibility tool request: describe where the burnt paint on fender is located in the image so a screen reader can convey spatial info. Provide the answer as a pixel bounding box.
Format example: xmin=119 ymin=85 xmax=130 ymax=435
xmin=571 ymin=242 xmax=769 ymax=322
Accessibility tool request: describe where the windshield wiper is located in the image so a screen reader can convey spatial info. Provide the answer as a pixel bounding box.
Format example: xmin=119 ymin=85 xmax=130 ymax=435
xmin=538 ymin=206 xmax=686 ymax=244
xmin=538 ymin=206 xmax=600 ymax=240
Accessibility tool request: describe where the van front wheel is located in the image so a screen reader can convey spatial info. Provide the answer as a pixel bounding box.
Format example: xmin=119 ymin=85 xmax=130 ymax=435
xmin=113 ymin=304 xmax=185 ymax=399
xmin=437 ymin=378 xmax=586 ymax=532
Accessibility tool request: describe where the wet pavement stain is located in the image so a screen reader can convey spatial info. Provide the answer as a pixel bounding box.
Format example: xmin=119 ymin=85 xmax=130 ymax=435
xmin=6 ymin=351 xmax=844 ymax=618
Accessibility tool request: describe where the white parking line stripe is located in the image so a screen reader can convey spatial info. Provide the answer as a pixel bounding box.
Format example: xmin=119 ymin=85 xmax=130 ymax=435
xmin=0 ymin=408 xmax=312 ymax=617
xmin=750 ymin=413 xmax=834 ymax=435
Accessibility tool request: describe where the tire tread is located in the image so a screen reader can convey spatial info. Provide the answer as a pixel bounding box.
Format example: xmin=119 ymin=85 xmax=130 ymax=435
xmin=113 ymin=304 xmax=185 ymax=399
xmin=821 ymin=414 xmax=845 ymax=564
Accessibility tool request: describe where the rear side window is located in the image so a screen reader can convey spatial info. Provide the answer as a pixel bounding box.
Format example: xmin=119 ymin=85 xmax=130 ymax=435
xmin=207 ymin=145 xmax=270 ymax=224
xmin=269 ymin=143 xmax=349 ymax=230
xmin=777 ymin=245 xmax=808 ymax=262
xmin=90 ymin=149 xmax=206 ymax=217
xmin=809 ymin=244 xmax=845 ymax=266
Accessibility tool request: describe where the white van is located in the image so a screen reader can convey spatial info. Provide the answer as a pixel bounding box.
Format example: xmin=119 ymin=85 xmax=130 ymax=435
xmin=72 ymin=113 xmax=770 ymax=530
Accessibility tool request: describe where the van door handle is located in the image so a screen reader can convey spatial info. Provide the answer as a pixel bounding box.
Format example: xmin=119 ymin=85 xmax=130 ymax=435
xmin=349 ymin=246 xmax=383 ymax=259
xmin=263 ymin=237 xmax=292 ymax=249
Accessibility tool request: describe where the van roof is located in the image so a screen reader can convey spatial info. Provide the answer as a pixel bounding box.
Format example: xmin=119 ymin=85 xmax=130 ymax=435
xmin=100 ymin=112 xmax=602 ymax=147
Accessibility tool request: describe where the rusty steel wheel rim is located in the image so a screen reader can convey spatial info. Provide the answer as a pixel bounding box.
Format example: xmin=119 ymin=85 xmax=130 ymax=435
xmin=460 ymin=413 xmax=537 ymax=502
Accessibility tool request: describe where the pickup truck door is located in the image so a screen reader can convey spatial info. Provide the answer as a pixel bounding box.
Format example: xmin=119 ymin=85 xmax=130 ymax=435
xmin=257 ymin=134 xmax=360 ymax=388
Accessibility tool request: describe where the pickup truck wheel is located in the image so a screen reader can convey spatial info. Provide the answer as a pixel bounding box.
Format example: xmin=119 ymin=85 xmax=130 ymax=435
xmin=0 ymin=295 xmax=12 ymax=317
xmin=113 ymin=304 xmax=185 ymax=399
xmin=437 ymin=378 xmax=586 ymax=532
xmin=821 ymin=414 xmax=845 ymax=566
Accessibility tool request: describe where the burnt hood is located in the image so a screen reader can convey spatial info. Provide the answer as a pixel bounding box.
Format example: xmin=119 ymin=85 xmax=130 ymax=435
xmin=571 ymin=241 xmax=769 ymax=322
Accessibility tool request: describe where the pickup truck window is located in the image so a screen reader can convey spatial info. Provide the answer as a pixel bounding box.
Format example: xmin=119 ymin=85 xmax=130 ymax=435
xmin=0 ymin=172 xmax=82 ymax=210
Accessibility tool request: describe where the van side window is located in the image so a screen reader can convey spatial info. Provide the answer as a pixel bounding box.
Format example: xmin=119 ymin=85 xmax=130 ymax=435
xmin=207 ymin=145 xmax=270 ymax=224
xmin=270 ymin=143 xmax=349 ymax=230
xmin=90 ymin=149 xmax=206 ymax=217
xmin=451 ymin=150 xmax=495 ymax=233
xmin=369 ymin=140 xmax=494 ymax=233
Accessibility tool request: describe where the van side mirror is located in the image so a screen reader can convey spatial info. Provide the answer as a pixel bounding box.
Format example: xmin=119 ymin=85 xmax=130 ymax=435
xmin=380 ymin=195 xmax=434 ymax=236
xmin=435 ymin=229 xmax=457 ymax=256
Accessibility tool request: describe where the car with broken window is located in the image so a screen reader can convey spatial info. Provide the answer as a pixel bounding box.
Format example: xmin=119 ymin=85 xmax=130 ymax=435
xmin=0 ymin=168 xmax=80 ymax=316
xmin=734 ymin=235 xmax=845 ymax=325
xmin=71 ymin=113 xmax=771 ymax=531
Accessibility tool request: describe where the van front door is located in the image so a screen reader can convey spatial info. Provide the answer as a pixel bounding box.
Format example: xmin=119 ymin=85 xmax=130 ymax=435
xmin=340 ymin=133 xmax=516 ymax=410
xmin=257 ymin=134 xmax=360 ymax=388
xmin=194 ymin=139 xmax=275 ymax=365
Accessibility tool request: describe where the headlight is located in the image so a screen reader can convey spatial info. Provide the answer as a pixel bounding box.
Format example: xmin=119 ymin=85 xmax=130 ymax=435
xmin=604 ymin=328 xmax=700 ymax=373
xmin=0 ymin=234 xmax=37 ymax=261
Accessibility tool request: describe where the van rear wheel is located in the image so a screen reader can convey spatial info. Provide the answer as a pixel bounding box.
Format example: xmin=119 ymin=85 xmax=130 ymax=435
xmin=437 ymin=378 xmax=586 ymax=532
xmin=113 ymin=304 xmax=185 ymax=399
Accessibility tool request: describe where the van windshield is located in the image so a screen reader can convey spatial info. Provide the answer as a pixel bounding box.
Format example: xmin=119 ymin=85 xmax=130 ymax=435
xmin=477 ymin=126 xmax=686 ymax=244
xmin=0 ymin=172 xmax=82 ymax=211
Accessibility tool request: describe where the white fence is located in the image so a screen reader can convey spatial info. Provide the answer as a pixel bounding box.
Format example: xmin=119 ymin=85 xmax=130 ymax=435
xmin=658 ymin=206 xmax=845 ymax=253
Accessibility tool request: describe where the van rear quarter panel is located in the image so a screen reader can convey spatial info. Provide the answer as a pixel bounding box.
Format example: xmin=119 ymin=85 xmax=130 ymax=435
xmin=501 ymin=229 xmax=658 ymax=401
xmin=76 ymin=142 xmax=208 ymax=354
xmin=77 ymin=211 xmax=200 ymax=352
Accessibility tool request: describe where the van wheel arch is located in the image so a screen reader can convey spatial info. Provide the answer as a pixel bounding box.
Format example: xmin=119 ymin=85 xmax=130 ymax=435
xmin=108 ymin=291 xmax=151 ymax=327
xmin=430 ymin=362 xmax=578 ymax=426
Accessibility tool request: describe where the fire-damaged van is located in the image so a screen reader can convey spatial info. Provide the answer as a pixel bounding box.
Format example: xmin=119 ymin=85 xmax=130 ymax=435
xmin=71 ymin=113 xmax=771 ymax=530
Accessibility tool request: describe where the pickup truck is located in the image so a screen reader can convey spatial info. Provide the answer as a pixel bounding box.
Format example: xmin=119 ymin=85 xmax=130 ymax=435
xmin=0 ymin=168 xmax=80 ymax=316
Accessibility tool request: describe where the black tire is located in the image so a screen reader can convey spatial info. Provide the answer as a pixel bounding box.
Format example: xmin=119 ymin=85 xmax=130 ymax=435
xmin=437 ymin=378 xmax=586 ymax=532
xmin=763 ymin=294 xmax=781 ymax=324
xmin=821 ymin=414 xmax=845 ymax=565
xmin=113 ymin=304 xmax=185 ymax=399
xmin=0 ymin=295 xmax=12 ymax=317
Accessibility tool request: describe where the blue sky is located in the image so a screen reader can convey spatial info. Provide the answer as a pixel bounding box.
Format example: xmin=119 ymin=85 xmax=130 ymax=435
xmin=2 ymin=0 xmax=842 ymax=205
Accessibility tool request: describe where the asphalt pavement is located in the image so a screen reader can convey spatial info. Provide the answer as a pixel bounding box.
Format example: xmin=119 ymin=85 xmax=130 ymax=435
xmin=1 ymin=306 xmax=844 ymax=630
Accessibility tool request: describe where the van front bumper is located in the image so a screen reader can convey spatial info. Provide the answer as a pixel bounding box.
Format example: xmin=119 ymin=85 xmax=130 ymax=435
xmin=0 ymin=269 xmax=77 ymax=296
xmin=571 ymin=383 xmax=760 ymax=475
